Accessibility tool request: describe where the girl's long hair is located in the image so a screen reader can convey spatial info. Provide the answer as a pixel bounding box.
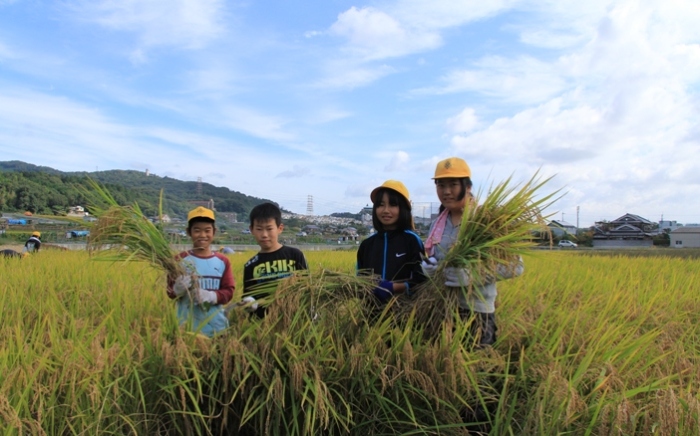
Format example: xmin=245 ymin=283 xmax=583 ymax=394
xmin=372 ymin=188 xmax=414 ymax=231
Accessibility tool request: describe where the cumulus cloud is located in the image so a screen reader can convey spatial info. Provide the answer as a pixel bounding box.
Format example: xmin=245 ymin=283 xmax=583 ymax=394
xmin=330 ymin=6 xmax=441 ymax=61
xmin=438 ymin=0 xmax=700 ymax=224
xmin=318 ymin=0 xmax=516 ymax=88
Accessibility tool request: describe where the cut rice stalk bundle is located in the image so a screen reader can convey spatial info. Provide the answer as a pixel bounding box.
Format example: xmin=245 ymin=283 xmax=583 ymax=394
xmin=398 ymin=171 xmax=562 ymax=331
xmin=83 ymin=179 xmax=196 ymax=295
xmin=258 ymin=269 xmax=378 ymax=331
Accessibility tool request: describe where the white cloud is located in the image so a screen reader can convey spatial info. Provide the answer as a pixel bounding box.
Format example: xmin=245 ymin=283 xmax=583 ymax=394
xmin=384 ymin=151 xmax=410 ymax=171
xmin=392 ymin=0 xmax=517 ymax=29
xmin=329 ymin=6 xmax=441 ymax=61
xmin=427 ymin=56 xmax=569 ymax=105
xmin=276 ymin=165 xmax=311 ymax=178
xmin=217 ymin=105 xmax=294 ymax=142
xmin=67 ymin=0 xmax=226 ymax=53
xmin=318 ymin=1 xmax=518 ymax=88
xmin=438 ymin=0 xmax=700 ymax=225
xmin=314 ymin=62 xmax=395 ymax=89
xmin=446 ymin=108 xmax=479 ymax=134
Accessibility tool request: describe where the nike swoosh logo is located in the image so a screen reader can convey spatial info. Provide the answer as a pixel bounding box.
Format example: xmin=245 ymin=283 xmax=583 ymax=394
xmin=396 ymin=253 xmax=406 ymax=257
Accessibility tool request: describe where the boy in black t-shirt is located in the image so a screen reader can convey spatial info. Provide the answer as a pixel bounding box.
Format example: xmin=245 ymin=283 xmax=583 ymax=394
xmin=242 ymin=202 xmax=308 ymax=318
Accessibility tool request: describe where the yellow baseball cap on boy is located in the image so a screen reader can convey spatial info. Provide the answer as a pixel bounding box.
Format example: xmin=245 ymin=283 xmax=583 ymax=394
xmin=433 ymin=157 xmax=471 ymax=179
xmin=187 ymin=206 xmax=215 ymax=223
xmin=370 ymin=180 xmax=411 ymax=204
xmin=32 ymin=231 xmax=41 ymax=237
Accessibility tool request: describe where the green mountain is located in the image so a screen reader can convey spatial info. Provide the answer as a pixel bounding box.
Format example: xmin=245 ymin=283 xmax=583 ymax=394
xmin=0 ymin=161 xmax=277 ymax=219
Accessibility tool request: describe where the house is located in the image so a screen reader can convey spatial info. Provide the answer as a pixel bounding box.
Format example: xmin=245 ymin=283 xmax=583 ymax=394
xmin=67 ymin=206 xmax=87 ymax=217
xmin=548 ymin=220 xmax=577 ymax=238
xmin=189 ymin=198 xmax=215 ymax=210
xmin=670 ymin=227 xmax=700 ymax=248
xmin=152 ymin=214 xmax=172 ymax=224
xmin=659 ymin=220 xmax=682 ymax=232
xmin=592 ymin=213 xmax=654 ymax=248
xmin=302 ymin=224 xmax=321 ymax=234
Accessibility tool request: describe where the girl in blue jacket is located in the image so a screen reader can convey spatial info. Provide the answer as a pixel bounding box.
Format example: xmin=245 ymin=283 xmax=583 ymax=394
xmin=356 ymin=180 xmax=426 ymax=306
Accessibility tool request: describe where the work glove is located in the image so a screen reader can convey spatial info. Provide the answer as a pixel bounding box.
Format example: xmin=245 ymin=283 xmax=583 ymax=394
xmin=420 ymin=257 xmax=439 ymax=277
xmin=444 ymin=267 xmax=471 ymax=288
xmin=372 ymin=280 xmax=394 ymax=303
xmin=172 ymin=275 xmax=191 ymax=298
xmin=238 ymin=296 xmax=259 ymax=313
xmin=195 ymin=288 xmax=219 ymax=306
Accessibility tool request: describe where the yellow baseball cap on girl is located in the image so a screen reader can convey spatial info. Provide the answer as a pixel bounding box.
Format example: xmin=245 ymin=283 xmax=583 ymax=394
xmin=187 ymin=206 xmax=215 ymax=222
xmin=433 ymin=157 xmax=471 ymax=179
xmin=370 ymin=180 xmax=411 ymax=204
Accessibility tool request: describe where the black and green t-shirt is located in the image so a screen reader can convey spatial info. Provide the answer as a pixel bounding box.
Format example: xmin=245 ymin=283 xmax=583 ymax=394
xmin=243 ymin=245 xmax=308 ymax=318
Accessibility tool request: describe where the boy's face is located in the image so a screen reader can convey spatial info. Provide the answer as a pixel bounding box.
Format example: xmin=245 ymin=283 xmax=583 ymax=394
xmin=250 ymin=218 xmax=283 ymax=253
xmin=188 ymin=221 xmax=216 ymax=251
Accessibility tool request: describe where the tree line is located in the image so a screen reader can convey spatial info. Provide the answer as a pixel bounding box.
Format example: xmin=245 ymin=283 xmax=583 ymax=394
xmin=0 ymin=161 xmax=275 ymax=218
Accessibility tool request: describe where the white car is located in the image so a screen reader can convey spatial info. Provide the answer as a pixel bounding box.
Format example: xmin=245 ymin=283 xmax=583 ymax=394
xmin=558 ymin=240 xmax=578 ymax=248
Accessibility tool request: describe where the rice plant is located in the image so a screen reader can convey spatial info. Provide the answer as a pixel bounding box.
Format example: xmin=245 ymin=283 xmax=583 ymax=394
xmin=4 ymin=226 xmax=700 ymax=434
xmin=83 ymin=179 xmax=185 ymax=279
xmin=401 ymin=172 xmax=561 ymax=335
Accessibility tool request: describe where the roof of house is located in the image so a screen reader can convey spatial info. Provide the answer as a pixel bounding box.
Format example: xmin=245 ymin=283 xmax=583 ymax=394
xmin=670 ymin=227 xmax=700 ymax=234
xmin=611 ymin=213 xmax=653 ymax=225
xmin=549 ymin=220 xmax=576 ymax=228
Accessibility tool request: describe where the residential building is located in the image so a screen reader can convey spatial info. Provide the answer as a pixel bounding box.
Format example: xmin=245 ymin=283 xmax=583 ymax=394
xmin=548 ymin=220 xmax=577 ymax=238
xmin=670 ymin=227 xmax=700 ymax=248
xmin=592 ymin=213 xmax=654 ymax=248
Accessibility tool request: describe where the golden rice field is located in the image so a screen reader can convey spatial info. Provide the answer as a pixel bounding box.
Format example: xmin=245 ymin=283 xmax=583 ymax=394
xmin=1 ymin=249 xmax=699 ymax=435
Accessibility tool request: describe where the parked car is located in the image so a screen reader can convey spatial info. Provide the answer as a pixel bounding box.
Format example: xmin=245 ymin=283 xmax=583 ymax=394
xmin=296 ymin=231 xmax=307 ymax=237
xmin=241 ymin=229 xmax=251 ymax=234
xmin=558 ymin=240 xmax=578 ymax=248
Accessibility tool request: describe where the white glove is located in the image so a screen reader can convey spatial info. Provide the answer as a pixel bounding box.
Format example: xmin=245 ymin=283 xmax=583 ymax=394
xmin=239 ymin=296 xmax=259 ymax=313
xmin=195 ymin=288 xmax=219 ymax=305
xmin=444 ymin=267 xmax=471 ymax=288
xmin=420 ymin=257 xmax=439 ymax=277
xmin=172 ymin=275 xmax=191 ymax=298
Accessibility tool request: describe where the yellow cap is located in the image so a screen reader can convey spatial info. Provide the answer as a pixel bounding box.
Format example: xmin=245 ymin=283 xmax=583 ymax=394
xmin=433 ymin=157 xmax=471 ymax=179
xmin=32 ymin=231 xmax=41 ymax=237
xmin=370 ymin=180 xmax=411 ymax=204
xmin=187 ymin=206 xmax=215 ymax=222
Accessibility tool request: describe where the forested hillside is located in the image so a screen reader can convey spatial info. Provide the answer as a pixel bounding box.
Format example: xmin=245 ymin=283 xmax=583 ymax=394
xmin=0 ymin=161 xmax=275 ymax=218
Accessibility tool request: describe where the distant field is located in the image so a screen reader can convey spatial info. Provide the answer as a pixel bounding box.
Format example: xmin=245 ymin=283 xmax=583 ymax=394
xmin=1 ymin=249 xmax=699 ymax=434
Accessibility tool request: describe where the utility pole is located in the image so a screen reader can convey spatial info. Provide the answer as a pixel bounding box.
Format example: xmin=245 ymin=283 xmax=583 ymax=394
xmin=576 ymin=206 xmax=580 ymax=229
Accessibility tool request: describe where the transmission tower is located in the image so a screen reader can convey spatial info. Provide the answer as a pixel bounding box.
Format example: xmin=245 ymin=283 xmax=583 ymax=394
xmin=306 ymin=195 xmax=314 ymax=216
xmin=197 ymin=177 xmax=202 ymax=197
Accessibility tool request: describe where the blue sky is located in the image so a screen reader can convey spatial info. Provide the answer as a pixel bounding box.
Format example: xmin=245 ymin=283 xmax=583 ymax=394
xmin=1 ymin=0 xmax=699 ymax=227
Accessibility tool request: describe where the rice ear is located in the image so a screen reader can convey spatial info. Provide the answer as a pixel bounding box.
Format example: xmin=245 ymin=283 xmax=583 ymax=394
xmin=81 ymin=178 xmax=185 ymax=277
xmin=397 ymin=171 xmax=563 ymax=335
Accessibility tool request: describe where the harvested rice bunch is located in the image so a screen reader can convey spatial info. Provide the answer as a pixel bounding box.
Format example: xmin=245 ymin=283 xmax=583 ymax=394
xmin=398 ymin=172 xmax=561 ymax=331
xmin=83 ymin=179 xmax=187 ymax=280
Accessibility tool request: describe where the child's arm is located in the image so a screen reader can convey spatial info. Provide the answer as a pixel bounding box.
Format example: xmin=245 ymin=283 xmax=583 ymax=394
xmin=214 ymin=257 xmax=235 ymax=304
xmin=396 ymin=233 xmax=428 ymax=295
